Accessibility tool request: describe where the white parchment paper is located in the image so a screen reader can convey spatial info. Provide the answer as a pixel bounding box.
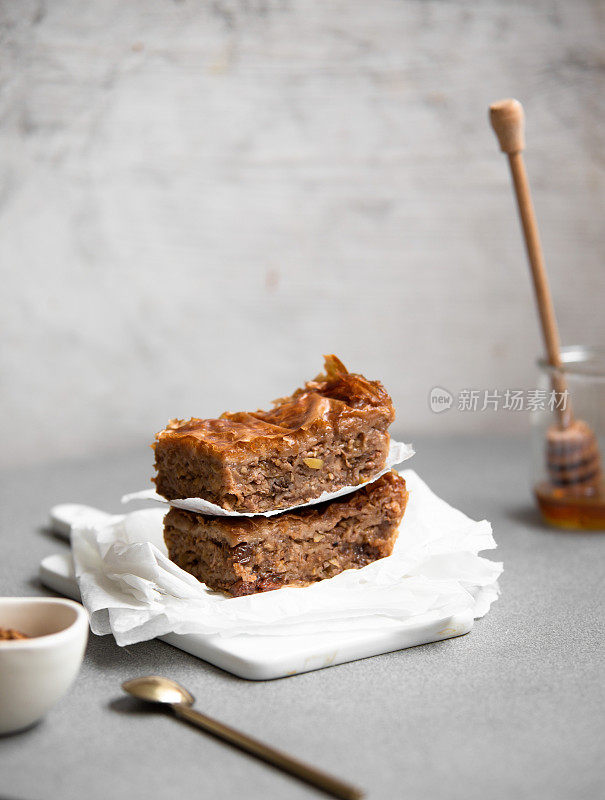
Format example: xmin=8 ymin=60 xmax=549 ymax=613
xmin=122 ymin=439 xmax=415 ymax=516
xmin=71 ymin=469 xmax=502 ymax=646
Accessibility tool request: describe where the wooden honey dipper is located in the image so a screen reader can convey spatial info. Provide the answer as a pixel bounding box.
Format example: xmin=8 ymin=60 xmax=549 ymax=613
xmin=489 ymin=98 xmax=602 ymax=494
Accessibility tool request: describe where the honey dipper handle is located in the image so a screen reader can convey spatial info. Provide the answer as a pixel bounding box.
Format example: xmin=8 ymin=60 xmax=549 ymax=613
xmin=489 ymin=98 xmax=571 ymax=424
xmin=490 ymin=98 xmax=525 ymax=155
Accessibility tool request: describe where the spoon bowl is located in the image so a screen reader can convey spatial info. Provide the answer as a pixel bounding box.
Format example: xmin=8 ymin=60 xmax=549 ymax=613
xmin=122 ymin=676 xmax=194 ymax=707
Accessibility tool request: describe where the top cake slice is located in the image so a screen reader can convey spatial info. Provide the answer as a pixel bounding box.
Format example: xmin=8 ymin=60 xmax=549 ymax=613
xmin=153 ymin=355 xmax=395 ymax=512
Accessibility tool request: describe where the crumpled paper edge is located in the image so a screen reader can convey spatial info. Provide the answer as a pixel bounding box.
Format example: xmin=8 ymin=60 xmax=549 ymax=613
xmin=71 ymin=469 xmax=503 ymax=646
xmin=122 ymin=438 xmax=414 ymax=517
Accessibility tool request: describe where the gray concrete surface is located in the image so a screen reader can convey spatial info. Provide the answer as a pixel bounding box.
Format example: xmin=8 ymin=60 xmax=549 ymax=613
xmin=2 ymin=1 xmax=605 ymax=468
xmin=1 ymin=436 xmax=603 ymax=800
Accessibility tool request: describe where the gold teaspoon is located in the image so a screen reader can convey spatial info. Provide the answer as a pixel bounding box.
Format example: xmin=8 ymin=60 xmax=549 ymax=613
xmin=122 ymin=676 xmax=364 ymax=800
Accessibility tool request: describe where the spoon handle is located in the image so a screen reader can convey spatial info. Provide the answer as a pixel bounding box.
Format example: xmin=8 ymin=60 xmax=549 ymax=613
xmin=172 ymin=703 xmax=364 ymax=800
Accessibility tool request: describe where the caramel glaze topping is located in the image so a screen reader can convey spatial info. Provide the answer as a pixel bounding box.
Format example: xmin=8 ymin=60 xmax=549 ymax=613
xmin=155 ymin=355 xmax=394 ymax=453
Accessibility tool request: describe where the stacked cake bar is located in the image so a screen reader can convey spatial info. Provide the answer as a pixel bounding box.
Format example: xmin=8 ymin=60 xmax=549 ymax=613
xmin=154 ymin=355 xmax=409 ymax=596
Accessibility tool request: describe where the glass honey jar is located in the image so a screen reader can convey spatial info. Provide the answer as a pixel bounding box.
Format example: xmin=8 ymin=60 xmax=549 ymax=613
xmin=532 ymin=346 xmax=605 ymax=530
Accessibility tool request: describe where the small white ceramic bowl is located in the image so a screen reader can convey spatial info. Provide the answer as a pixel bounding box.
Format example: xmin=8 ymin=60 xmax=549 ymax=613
xmin=0 ymin=597 xmax=88 ymax=735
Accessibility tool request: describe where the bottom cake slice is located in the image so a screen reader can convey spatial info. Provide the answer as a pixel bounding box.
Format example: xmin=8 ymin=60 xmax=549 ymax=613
xmin=164 ymin=471 xmax=408 ymax=597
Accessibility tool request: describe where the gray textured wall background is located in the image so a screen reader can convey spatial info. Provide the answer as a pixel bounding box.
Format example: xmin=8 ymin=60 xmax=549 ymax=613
xmin=1 ymin=0 xmax=604 ymax=468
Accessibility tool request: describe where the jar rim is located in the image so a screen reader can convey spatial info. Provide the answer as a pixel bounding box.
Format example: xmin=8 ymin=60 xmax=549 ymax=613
xmin=537 ymin=345 xmax=605 ymax=379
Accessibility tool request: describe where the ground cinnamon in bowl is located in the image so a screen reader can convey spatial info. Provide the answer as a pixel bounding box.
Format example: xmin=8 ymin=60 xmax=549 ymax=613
xmin=0 ymin=627 xmax=30 ymax=640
